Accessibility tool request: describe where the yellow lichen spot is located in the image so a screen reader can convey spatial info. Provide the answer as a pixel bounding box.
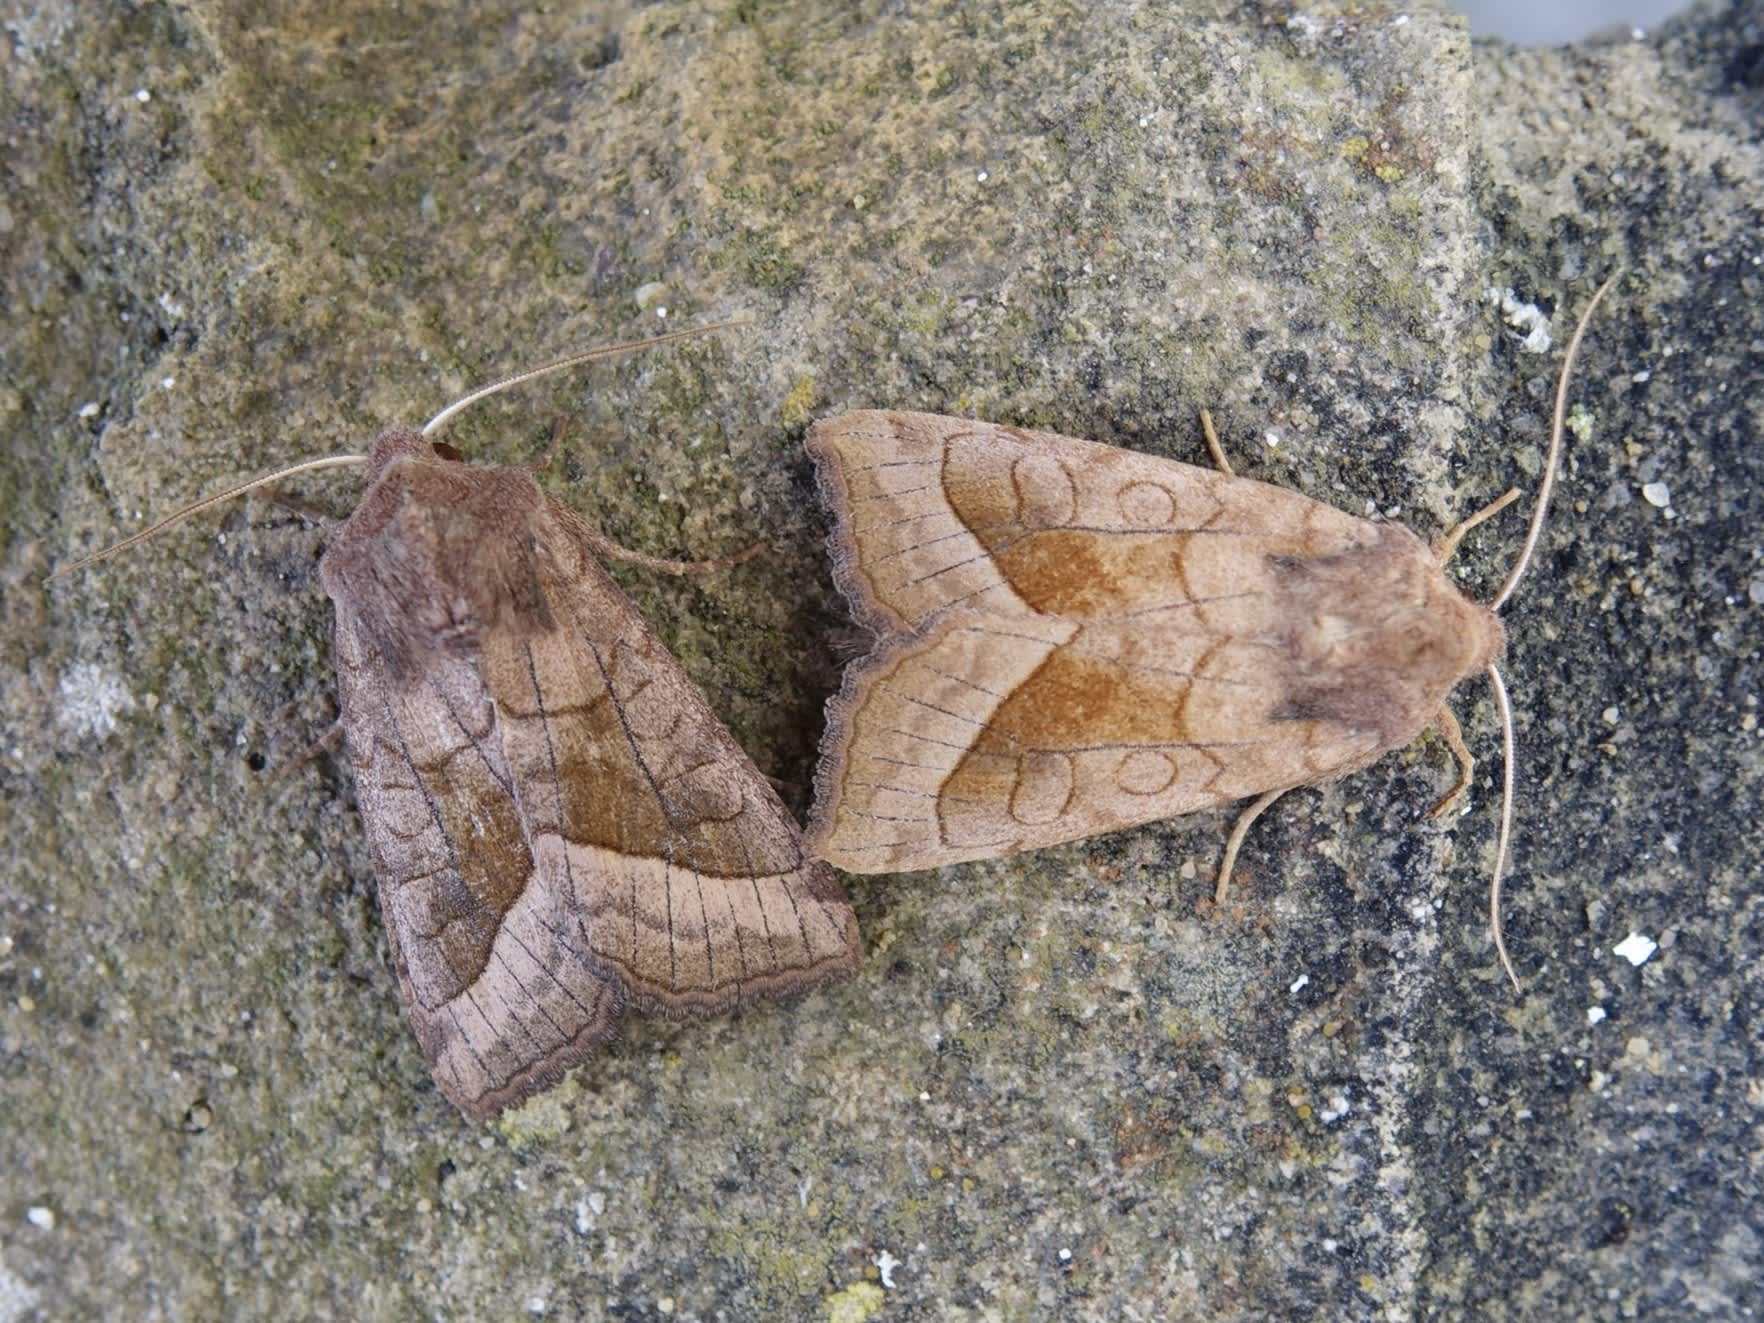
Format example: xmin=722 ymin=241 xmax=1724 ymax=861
xmin=494 ymin=1075 xmax=580 ymax=1143
xmin=961 ymin=1177 xmax=976 ymax=1192
xmin=824 ymin=1281 xmax=886 ymax=1322
xmin=1375 ymin=163 xmax=1404 ymax=183
xmin=1340 ymin=135 xmax=1370 ymax=162
xmin=782 ymin=376 xmax=819 ymax=427
xmin=1296 ymin=1103 xmax=1313 ymax=1119
xmin=1360 ymin=1275 xmax=1378 ymax=1293
xmin=929 ymin=1165 xmax=945 ymax=1180
xmin=1568 ymin=402 xmax=1597 ymax=443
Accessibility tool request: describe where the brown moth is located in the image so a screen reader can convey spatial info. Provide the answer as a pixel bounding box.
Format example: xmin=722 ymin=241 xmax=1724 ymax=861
xmin=58 ymin=327 xmax=862 ymax=1118
xmin=804 ymin=279 xmax=1615 ymax=987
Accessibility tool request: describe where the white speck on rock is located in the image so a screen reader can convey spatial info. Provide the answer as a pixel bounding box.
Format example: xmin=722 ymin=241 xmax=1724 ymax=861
xmin=1641 ymin=481 xmax=1671 ymax=508
xmin=874 ymin=1248 xmax=901 ymax=1288
xmin=1587 ymin=1006 xmax=1607 ymax=1025
xmin=24 ymin=1208 xmax=53 ymax=1232
xmin=1486 ymin=286 xmax=1553 ymax=353
xmin=58 ymin=663 xmax=136 ymax=739
xmin=573 ymin=1190 xmax=606 ymax=1234
xmin=1614 ymin=932 xmax=1658 ymax=966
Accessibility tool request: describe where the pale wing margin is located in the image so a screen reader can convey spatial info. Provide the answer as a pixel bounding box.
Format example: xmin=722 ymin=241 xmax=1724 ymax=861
xmin=807 ymin=411 xmax=1037 ymax=632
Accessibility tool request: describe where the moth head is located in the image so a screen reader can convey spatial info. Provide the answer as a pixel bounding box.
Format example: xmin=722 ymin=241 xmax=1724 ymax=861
xmin=363 ymin=427 xmax=439 ymax=486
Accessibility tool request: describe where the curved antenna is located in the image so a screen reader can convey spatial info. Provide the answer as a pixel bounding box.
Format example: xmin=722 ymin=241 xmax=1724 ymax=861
xmin=1491 ymin=271 xmax=1620 ymax=611
xmin=1486 ymin=663 xmax=1520 ymax=990
xmin=47 ymin=455 xmax=367 ymax=581
xmin=1482 ymin=270 xmax=1619 ymax=989
xmin=49 ymin=319 xmax=749 ymax=582
xmin=421 ymin=319 xmax=749 ymax=437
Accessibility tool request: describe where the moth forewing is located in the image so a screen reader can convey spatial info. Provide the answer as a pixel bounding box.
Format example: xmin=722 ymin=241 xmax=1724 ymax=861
xmin=312 ymin=428 xmax=862 ymax=1119
xmin=802 ymin=412 xmax=1501 ymax=876
xmin=58 ymin=324 xmax=862 ymax=1121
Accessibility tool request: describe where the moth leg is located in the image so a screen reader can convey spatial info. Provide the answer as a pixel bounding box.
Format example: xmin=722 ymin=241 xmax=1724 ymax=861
xmin=1214 ymin=787 xmax=1287 ymax=907
xmin=267 ymin=719 xmax=345 ymax=782
xmin=1427 ymin=703 xmax=1476 ymax=819
xmin=260 ymin=487 xmax=345 ymax=525
xmin=529 ymin=416 xmax=569 ymax=472
xmin=1197 ymin=408 xmax=1234 ymax=477
xmin=566 ymin=514 xmax=767 ymax=578
xmin=1432 ymin=488 xmax=1521 ymax=568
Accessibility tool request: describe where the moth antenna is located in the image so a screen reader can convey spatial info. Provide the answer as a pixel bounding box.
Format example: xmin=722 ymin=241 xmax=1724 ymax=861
xmin=47 ymin=454 xmax=369 ymax=582
xmin=1491 ymin=271 xmax=1620 ymax=611
xmin=1479 ymin=270 xmax=1619 ymax=991
xmin=1486 ymin=663 xmax=1520 ymax=991
xmin=421 ymin=319 xmax=750 ymax=438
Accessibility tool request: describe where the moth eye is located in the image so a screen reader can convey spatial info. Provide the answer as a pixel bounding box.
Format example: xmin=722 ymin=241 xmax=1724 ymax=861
xmin=430 ymin=441 xmax=468 ymax=463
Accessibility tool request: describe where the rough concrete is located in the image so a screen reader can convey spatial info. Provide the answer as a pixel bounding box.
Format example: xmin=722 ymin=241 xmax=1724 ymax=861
xmin=2 ymin=0 xmax=1760 ymax=1318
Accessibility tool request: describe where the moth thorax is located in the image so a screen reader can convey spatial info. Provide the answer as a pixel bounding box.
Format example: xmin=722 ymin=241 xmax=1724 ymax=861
xmin=1270 ymin=532 xmax=1504 ymax=747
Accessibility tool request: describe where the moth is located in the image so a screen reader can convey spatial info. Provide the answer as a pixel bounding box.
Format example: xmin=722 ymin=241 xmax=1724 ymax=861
xmin=58 ymin=326 xmax=862 ymax=1119
xmin=804 ymin=279 xmax=1616 ymax=987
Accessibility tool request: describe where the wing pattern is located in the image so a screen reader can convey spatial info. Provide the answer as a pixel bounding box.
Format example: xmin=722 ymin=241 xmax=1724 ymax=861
xmin=805 ymin=411 xmax=1500 ymax=874
xmin=325 ymin=431 xmax=859 ymax=1118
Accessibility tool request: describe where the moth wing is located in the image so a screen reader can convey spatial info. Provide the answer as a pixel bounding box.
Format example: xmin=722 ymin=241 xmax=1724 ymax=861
xmin=806 ymin=411 xmax=1456 ymax=873
xmin=479 ymin=501 xmax=862 ymax=1019
xmin=333 ymin=609 xmax=625 ymax=1121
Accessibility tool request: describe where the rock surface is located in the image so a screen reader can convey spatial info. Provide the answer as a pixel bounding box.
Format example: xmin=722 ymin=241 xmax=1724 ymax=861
xmin=3 ymin=1 xmax=1760 ymax=1319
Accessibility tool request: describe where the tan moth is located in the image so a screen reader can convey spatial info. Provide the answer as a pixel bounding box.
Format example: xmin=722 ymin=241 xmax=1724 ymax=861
xmin=804 ymin=277 xmax=1617 ymax=988
xmin=57 ymin=325 xmax=862 ymax=1119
